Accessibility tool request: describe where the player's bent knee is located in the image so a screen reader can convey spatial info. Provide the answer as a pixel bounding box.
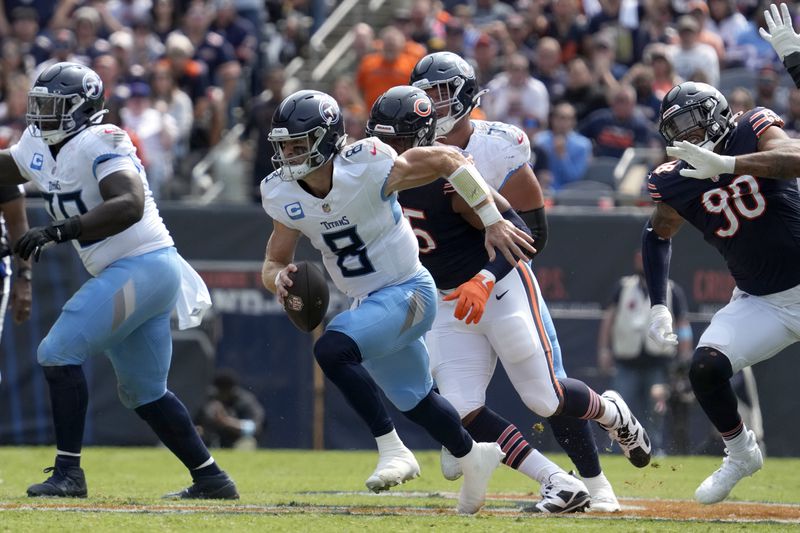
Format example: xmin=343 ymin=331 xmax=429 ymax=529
xmin=520 ymin=390 xmax=559 ymax=417
xmin=313 ymin=330 xmax=361 ymax=371
xmin=118 ymin=380 xmax=167 ymax=409
xmin=689 ymin=346 xmax=733 ymax=393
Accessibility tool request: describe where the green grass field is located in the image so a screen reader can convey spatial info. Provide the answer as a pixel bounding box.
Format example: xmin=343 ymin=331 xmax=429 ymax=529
xmin=1 ymin=447 xmax=799 ymax=532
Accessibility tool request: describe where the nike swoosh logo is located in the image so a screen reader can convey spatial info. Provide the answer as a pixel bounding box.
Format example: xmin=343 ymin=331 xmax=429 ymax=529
xmin=495 ymin=290 xmax=509 ymax=300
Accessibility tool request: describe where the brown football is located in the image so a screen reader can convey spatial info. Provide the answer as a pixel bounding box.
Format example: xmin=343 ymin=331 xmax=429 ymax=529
xmin=284 ymin=261 xmax=330 ymax=332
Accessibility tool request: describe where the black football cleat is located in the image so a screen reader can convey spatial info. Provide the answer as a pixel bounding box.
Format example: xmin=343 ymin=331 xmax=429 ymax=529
xmin=163 ymin=471 xmax=239 ymax=500
xmin=27 ymin=465 xmax=88 ymax=498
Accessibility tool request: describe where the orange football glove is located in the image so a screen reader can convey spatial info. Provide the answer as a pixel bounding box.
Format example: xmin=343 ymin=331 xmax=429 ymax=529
xmin=442 ymin=271 xmax=495 ymax=324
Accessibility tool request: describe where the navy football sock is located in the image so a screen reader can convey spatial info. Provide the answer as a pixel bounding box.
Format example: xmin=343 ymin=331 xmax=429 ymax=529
xmin=556 ymin=377 xmax=604 ymax=420
xmin=135 ymin=391 xmax=220 ymax=478
xmin=547 ymin=415 xmax=602 ymax=478
xmin=464 ymin=407 xmax=532 ymax=469
xmin=42 ymin=365 xmax=88 ymax=463
xmin=314 ymin=331 xmax=394 ymax=437
xmin=402 ymin=390 xmax=472 ymax=458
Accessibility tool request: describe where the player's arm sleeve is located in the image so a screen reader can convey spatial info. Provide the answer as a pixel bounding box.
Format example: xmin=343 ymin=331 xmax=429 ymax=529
xmin=642 ymin=218 xmax=672 ymax=307
xmin=783 ymin=51 xmax=800 ymax=89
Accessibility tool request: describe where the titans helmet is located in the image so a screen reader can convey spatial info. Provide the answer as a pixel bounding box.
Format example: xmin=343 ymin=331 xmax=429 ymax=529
xmin=26 ymin=62 xmax=106 ymax=145
xmin=658 ymin=81 xmax=733 ymax=149
xmin=268 ymin=90 xmax=347 ymax=181
xmin=409 ymin=52 xmax=486 ymax=136
xmin=365 ymin=85 xmax=437 ymax=153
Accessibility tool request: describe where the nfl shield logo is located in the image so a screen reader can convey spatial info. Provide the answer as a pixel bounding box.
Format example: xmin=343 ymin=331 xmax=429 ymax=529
xmin=322 ymin=203 xmax=331 ymax=213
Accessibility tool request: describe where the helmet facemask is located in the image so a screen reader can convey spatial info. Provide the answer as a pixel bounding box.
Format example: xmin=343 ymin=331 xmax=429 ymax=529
xmin=26 ymin=88 xmax=105 ymax=145
xmin=270 ymin=125 xmax=339 ymax=181
xmin=414 ymin=77 xmax=482 ymax=137
xmin=659 ymin=96 xmax=731 ymax=150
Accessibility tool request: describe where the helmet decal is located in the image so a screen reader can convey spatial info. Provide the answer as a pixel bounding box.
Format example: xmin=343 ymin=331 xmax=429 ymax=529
xmin=413 ymin=98 xmax=432 ymax=117
xmin=318 ymin=96 xmax=340 ymax=125
xmin=82 ymin=72 xmax=103 ymax=100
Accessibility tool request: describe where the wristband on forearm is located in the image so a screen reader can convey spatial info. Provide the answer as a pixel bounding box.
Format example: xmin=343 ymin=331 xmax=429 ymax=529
xmin=641 ymin=220 xmax=672 ymax=306
xmin=52 ymin=215 xmax=82 ymax=242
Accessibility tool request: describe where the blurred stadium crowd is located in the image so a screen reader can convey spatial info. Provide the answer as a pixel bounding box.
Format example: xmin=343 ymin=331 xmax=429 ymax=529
xmin=1 ymin=0 xmax=796 ymax=204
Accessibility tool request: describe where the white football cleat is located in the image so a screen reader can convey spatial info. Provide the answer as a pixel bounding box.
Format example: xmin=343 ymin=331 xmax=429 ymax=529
xmin=523 ymin=471 xmax=590 ymax=513
xmin=440 ymin=446 xmax=463 ymax=481
xmin=457 ymin=442 xmax=504 ymax=514
xmin=365 ymin=447 xmax=420 ymax=493
xmin=695 ymin=430 xmax=763 ymax=504
xmin=598 ymin=390 xmax=652 ymax=468
xmin=581 ymin=472 xmax=621 ymax=513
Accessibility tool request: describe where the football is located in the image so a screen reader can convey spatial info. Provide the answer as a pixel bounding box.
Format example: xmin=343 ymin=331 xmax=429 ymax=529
xmin=284 ymin=261 xmax=330 ymax=332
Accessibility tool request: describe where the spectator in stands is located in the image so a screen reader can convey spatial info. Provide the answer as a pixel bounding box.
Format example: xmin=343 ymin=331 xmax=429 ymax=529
xmin=505 ymin=13 xmax=536 ymax=64
xmin=92 ymin=53 xmax=127 ymax=125
xmin=634 ymin=0 xmax=676 ymax=65
xmin=532 ymin=37 xmax=567 ymax=104
xmin=34 ymin=28 xmax=84 ymax=81
xmin=196 ymin=369 xmax=266 ymax=449
xmin=442 ymin=18 xmax=467 ymax=57
xmin=754 ymin=65 xmax=789 ymax=117
xmin=152 ymin=0 xmax=179 ymax=41
xmin=782 ymin=88 xmax=800 ymax=138
xmin=560 ymin=56 xmax=609 ymax=122
xmin=534 ymin=102 xmax=592 ymax=192
xmin=545 ymin=0 xmax=587 ymax=64
xmin=179 ymin=1 xmax=241 ymax=113
xmin=351 ymin=22 xmax=376 ymax=63
xmin=1 ymin=38 xmax=34 ymax=80
xmin=471 ymin=32 xmax=502 ymax=88
xmin=470 ymin=0 xmax=513 ymax=27
xmin=0 ymin=72 xmax=30 ymax=148
xmin=597 ymin=250 xmax=692 ymax=456
xmin=483 ymin=52 xmax=549 ymax=133
xmin=624 ymin=63 xmax=661 ymax=124
xmin=587 ymin=30 xmax=626 ymax=92
xmin=585 ymin=0 xmax=638 ymax=66
xmin=121 ymin=80 xmax=179 ymax=199
xmin=109 ymin=29 xmax=135 ymax=75
xmin=151 ymin=61 xmax=193 ymax=169
xmin=706 ymin=0 xmax=750 ymax=53
xmin=244 ymin=66 xmax=286 ymax=201
xmin=733 ymin=3 xmax=783 ymax=71
xmin=728 ymin=86 xmax=755 ymax=116
xmin=68 ymin=7 xmax=111 ymax=64
xmin=8 ymin=7 xmax=49 ymax=66
xmin=644 ymin=44 xmax=681 ymax=100
xmin=670 ymin=15 xmax=719 ymax=87
xmin=130 ymin=13 xmax=166 ymax=68
xmin=686 ymin=0 xmax=726 ymax=64
xmin=393 ymin=8 xmax=428 ymax=63
xmin=333 ymin=74 xmax=367 ymax=142
xmin=578 ymin=83 xmax=658 ymax=158
xmin=108 ymin=0 xmax=152 ymax=29
xmin=0 ymin=0 xmax=55 ymax=33
xmin=210 ymin=0 xmax=258 ymax=69
xmin=355 ymin=25 xmax=418 ymax=108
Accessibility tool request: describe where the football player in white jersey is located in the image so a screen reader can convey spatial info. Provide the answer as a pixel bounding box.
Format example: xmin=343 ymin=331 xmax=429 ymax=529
xmin=0 ymin=62 xmax=237 ymax=500
xmin=410 ymin=52 xmax=647 ymax=512
xmin=261 ymin=89 xmax=535 ymax=514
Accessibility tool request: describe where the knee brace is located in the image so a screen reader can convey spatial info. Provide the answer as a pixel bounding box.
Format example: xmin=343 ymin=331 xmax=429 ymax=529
xmin=313 ymin=331 xmax=362 ymax=372
xmin=689 ymin=346 xmax=733 ymax=394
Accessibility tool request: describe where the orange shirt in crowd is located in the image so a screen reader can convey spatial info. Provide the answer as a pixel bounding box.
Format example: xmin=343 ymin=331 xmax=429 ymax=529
xmin=356 ymin=52 xmax=419 ymax=109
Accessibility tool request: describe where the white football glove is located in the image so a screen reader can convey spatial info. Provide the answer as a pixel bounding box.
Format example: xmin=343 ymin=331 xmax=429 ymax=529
xmin=666 ymin=141 xmax=735 ymax=180
xmin=760 ymin=2 xmax=800 ymax=61
xmin=648 ymin=304 xmax=679 ymax=348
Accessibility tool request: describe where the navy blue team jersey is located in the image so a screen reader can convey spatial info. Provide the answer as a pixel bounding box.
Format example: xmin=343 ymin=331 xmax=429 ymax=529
xmin=648 ymin=107 xmax=800 ymax=295
xmin=398 ymin=179 xmax=488 ymax=290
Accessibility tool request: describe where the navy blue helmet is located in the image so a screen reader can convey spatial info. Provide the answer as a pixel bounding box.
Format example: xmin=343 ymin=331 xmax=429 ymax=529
xmin=659 ymin=81 xmax=733 ymax=149
xmin=268 ymin=90 xmax=347 ymax=181
xmin=26 ymin=62 xmax=106 ymax=145
xmin=410 ymin=52 xmax=485 ymax=136
xmin=365 ymin=85 xmax=437 ymax=153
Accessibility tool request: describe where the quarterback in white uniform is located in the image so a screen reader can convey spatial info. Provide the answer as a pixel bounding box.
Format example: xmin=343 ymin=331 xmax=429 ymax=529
xmin=0 ymin=62 xmax=236 ymax=500
xmin=261 ymin=89 xmax=535 ymax=514
xmin=410 ymin=52 xmax=652 ymax=512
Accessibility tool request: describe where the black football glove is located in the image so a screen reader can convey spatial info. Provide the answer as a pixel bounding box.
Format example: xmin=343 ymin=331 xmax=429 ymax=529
xmin=15 ymin=215 xmax=82 ymax=262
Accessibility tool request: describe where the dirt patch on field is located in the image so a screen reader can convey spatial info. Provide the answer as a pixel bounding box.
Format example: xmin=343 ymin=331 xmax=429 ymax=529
xmin=1 ymin=497 xmax=798 ymax=524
